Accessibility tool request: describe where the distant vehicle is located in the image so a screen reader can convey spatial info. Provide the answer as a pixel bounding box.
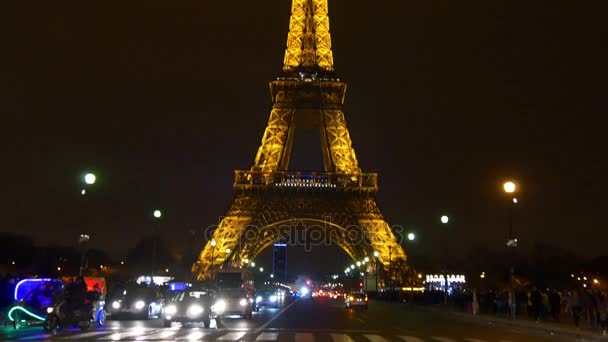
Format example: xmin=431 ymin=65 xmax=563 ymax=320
xmin=107 ymin=286 xmax=164 ymax=319
xmin=255 ymin=289 xmax=279 ymax=310
xmin=213 ymin=288 xmax=254 ymax=319
xmin=162 ymin=289 xmax=216 ymax=328
xmin=345 ymin=292 xmax=368 ymax=309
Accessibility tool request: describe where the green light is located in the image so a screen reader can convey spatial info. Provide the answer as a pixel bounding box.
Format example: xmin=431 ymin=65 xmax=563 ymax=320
xmin=8 ymin=306 xmax=46 ymax=322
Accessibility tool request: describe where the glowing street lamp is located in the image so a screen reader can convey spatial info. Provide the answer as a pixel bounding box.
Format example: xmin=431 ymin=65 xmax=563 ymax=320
xmin=503 ymin=181 xmax=516 ymax=194
xmin=350 ymin=265 xmax=355 ymax=269
xmin=259 ymin=267 xmax=264 ymax=272
xmin=356 ymin=261 xmax=361 ymax=267
xmin=441 ymin=215 xmax=449 ymax=224
xmin=503 ymin=180 xmax=518 ymax=320
xmin=225 ymin=248 xmax=231 ymax=255
xmin=364 ymin=257 xmax=370 ymax=263
xmin=84 ymin=173 xmax=96 ymax=185
xmin=373 ymin=251 xmax=379 ymax=257
xmin=407 ymin=233 xmax=416 ymax=241
xmin=153 ymin=210 xmax=162 ymax=219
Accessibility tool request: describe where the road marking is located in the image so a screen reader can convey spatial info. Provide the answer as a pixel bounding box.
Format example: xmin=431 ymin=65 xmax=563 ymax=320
xmin=175 ymin=330 xmax=210 ymax=341
xmin=64 ymin=331 xmax=112 ymax=339
xmin=256 ymin=332 xmax=279 ymax=341
xmin=431 ymin=337 xmax=456 ymax=342
xmin=363 ymin=334 xmax=391 ymax=342
xmin=254 ymin=300 xmax=298 ymax=333
xmin=398 ymin=336 xmax=425 ymax=342
xmin=295 ymin=333 xmax=314 ymax=342
xmin=136 ymin=330 xmax=178 ymax=340
xmin=100 ymin=329 xmax=155 ymax=341
xmin=217 ymin=331 xmax=247 ymax=340
xmin=331 ymin=333 xmax=354 ymax=342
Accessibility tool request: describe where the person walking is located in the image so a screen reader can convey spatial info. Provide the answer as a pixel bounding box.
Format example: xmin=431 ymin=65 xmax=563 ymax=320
xmin=472 ymin=288 xmax=479 ymax=316
xmin=531 ymin=287 xmax=543 ymax=322
xmin=570 ymin=289 xmax=582 ymax=328
xmin=599 ymin=291 xmax=608 ymax=336
xmin=549 ymin=290 xmax=561 ymax=322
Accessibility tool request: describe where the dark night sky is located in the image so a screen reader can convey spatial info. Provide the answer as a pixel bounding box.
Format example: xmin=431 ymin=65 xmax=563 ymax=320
xmin=1 ymin=1 xmax=606 ymax=274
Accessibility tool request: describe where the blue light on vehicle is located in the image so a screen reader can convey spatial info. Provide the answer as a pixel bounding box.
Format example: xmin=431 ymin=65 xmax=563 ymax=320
xmin=14 ymin=278 xmax=55 ymax=301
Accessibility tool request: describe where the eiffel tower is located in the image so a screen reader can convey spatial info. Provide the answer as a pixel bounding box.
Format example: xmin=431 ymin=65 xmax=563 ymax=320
xmin=193 ymin=0 xmax=407 ymax=280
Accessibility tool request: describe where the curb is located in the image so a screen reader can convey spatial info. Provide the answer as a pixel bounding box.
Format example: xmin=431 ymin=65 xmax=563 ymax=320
xmin=409 ymin=304 xmax=606 ymax=340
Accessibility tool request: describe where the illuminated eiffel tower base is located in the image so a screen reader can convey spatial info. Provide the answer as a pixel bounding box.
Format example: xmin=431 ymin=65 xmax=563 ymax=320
xmin=193 ymin=0 xmax=407 ymax=281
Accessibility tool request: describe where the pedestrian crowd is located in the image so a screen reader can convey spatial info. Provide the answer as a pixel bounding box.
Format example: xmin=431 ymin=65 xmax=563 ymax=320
xmin=465 ymin=286 xmax=608 ymax=335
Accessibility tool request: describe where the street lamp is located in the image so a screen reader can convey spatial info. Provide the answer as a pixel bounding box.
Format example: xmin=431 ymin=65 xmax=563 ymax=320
xmin=210 ymin=239 xmax=217 ymax=279
xmin=503 ymin=181 xmax=516 ymax=194
xmin=84 ymin=173 xmax=96 ymax=185
xmin=373 ymin=251 xmax=380 ymax=291
xmin=503 ymin=180 xmax=518 ymax=320
xmin=407 ymin=233 xmax=416 ymax=241
xmin=151 ymin=210 xmax=162 ymax=279
xmin=440 ymin=215 xmax=449 ymax=304
xmin=259 ymin=267 xmax=264 ymax=272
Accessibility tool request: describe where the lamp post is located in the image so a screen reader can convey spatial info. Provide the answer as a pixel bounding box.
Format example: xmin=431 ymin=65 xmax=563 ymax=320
xmin=406 ymin=232 xmax=416 ymax=286
xmin=210 ymin=239 xmax=217 ymax=280
xmin=388 ymin=245 xmax=393 ymax=296
xmin=503 ymin=181 xmax=518 ymax=320
xmin=440 ymin=215 xmax=449 ymax=304
xmin=373 ymin=251 xmax=380 ymax=292
xmin=78 ymin=234 xmax=90 ymax=276
xmin=78 ymin=172 xmax=96 ymax=276
xmin=151 ymin=209 xmax=162 ymax=281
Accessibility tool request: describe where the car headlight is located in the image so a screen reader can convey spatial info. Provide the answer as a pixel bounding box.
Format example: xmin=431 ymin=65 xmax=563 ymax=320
xmin=165 ymin=305 xmax=177 ymax=315
xmin=269 ymin=295 xmax=278 ymax=302
xmin=256 ymin=296 xmax=263 ymax=303
xmin=213 ymin=300 xmax=226 ymax=313
xmin=46 ymin=307 xmax=54 ymax=314
xmin=112 ymin=301 xmax=121 ymax=309
xmin=188 ymin=304 xmax=203 ymax=316
xmin=239 ymin=298 xmax=248 ymax=306
xmin=135 ymin=301 xmax=146 ymax=310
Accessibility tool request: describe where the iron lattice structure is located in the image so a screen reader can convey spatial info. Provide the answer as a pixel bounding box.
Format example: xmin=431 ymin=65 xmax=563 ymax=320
xmin=193 ymin=0 xmax=407 ymax=280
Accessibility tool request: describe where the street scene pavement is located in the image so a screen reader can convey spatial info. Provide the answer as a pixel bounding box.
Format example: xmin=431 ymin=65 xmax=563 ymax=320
xmin=1 ymin=298 xmax=578 ymax=341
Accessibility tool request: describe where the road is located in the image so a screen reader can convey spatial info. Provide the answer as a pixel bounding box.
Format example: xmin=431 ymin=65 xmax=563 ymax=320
xmin=1 ymin=297 xmax=572 ymax=341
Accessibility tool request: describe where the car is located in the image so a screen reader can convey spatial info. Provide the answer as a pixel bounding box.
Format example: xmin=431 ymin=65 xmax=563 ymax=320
xmin=213 ymin=288 xmax=254 ymax=319
xmin=162 ymin=289 xmax=216 ymax=328
xmin=255 ymin=289 xmax=279 ymax=310
xmin=345 ymin=292 xmax=368 ymax=309
xmin=107 ymin=286 xmax=164 ymax=319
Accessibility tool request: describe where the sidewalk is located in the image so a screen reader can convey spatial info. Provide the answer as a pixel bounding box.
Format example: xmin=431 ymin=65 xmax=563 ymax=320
xmin=411 ymin=304 xmax=607 ymax=341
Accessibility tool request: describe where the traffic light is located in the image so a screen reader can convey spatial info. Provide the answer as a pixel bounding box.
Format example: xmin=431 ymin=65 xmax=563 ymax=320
xmin=359 ymin=282 xmax=363 ymax=287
